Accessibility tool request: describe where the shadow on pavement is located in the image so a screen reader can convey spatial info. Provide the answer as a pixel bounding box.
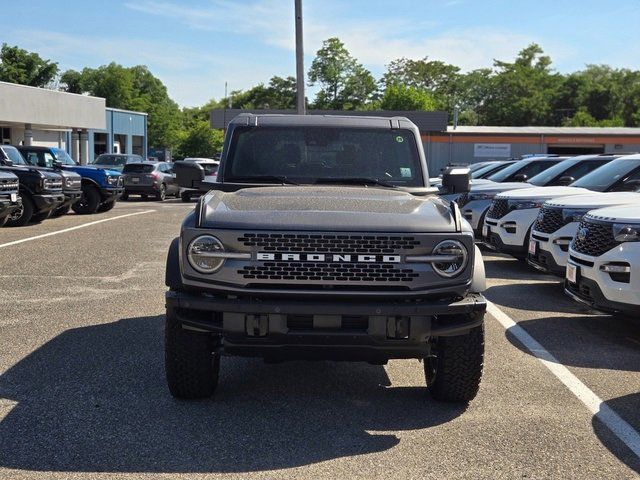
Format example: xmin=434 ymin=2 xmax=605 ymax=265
xmin=0 ymin=316 xmax=464 ymax=473
xmin=592 ymin=392 xmax=640 ymax=474
xmin=485 ymin=282 xmax=589 ymax=315
xmin=483 ymin=254 xmax=557 ymax=282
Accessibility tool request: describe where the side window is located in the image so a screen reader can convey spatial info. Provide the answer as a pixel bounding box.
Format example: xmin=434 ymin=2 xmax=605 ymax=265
xmin=25 ymin=152 xmax=41 ymax=167
xmin=511 ymin=161 xmax=556 ymax=180
xmin=551 ymin=160 xmax=608 ymax=185
xmin=44 ymin=152 xmax=56 ymax=167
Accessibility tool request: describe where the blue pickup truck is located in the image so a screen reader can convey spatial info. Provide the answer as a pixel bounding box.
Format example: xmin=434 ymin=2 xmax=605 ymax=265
xmin=17 ymin=146 xmax=124 ymax=214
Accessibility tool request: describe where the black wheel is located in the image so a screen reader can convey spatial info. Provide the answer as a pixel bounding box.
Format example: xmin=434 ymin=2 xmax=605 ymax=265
xmin=73 ymin=185 xmax=101 ymax=214
xmin=165 ymin=306 xmax=220 ymax=399
xmin=121 ymin=192 xmax=129 ymax=201
xmin=50 ymin=204 xmax=71 ymax=217
xmin=97 ymin=201 xmax=115 ymax=213
xmin=181 ymin=191 xmax=191 ymax=202
xmin=0 ymin=215 xmax=9 ymax=227
xmin=425 ymin=321 xmax=484 ymax=403
xmin=30 ymin=210 xmax=51 ymax=223
xmin=6 ymin=195 xmax=34 ymax=227
xmin=156 ymin=184 xmax=166 ymax=201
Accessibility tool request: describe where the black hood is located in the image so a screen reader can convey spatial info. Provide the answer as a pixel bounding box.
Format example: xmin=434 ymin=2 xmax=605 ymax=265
xmin=199 ymin=186 xmax=456 ymax=232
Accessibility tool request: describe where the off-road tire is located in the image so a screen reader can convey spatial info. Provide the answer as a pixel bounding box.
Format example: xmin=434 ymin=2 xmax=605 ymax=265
xmin=181 ymin=191 xmax=191 ymax=202
xmin=97 ymin=201 xmax=116 ymax=213
xmin=156 ymin=184 xmax=166 ymax=201
xmin=121 ymin=192 xmax=129 ymax=201
xmin=425 ymin=322 xmax=484 ymax=403
xmin=6 ymin=195 xmax=34 ymax=227
xmin=73 ymin=185 xmax=101 ymax=214
xmin=0 ymin=215 xmax=8 ymax=227
xmin=165 ymin=306 xmax=220 ymax=399
xmin=51 ymin=204 xmax=71 ymax=217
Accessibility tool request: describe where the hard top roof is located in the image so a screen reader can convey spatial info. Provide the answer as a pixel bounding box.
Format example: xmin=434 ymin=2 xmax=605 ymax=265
xmin=229 ymin=113 xmax=416 ymax=129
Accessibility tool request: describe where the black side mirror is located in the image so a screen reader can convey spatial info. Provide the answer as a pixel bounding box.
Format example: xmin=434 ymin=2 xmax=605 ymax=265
xmin=513 ymin=173 xmax=528 ymax=182
xmin=52 ymin=160 xmax=63 ymax=169
xmin=1 ymin=159 xmax=13 ymax=167
xmin=557 ymin=175 xmax=574 ymax=186
xmin=174 ymin=161 xmax=205 ymax=189
xmin=619 ymin=179 xmax=640 ymax=191
xmin=441 ymin=166 xmax=470 ymax=194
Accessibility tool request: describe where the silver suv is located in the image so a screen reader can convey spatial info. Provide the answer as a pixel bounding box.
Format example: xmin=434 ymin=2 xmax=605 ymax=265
xmin=166 ymin=114 xmax=487 ymax=403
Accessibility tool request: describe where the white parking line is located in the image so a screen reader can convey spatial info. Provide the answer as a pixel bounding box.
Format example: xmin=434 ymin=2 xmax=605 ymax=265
xmin=487 ymin=301 xmax=640 ymax=459
xmin=0 ymin=210 xmax=156 ymax=249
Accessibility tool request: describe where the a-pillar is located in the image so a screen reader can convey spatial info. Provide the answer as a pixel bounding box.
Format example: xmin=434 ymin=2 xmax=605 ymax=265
xmin=71 ymin=130 xmax=80 ymax=163
xmin=79 ymin=130 xmax=89 ymax=165
xmin=23 ymin=124 xmax=33 ymax=146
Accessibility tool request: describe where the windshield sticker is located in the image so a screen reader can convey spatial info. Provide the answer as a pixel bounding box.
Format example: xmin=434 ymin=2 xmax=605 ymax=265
xmin=400 ymin=167 xmax=411 ymax=177
xmin=395 ymin=135 xmax=404 ymax=143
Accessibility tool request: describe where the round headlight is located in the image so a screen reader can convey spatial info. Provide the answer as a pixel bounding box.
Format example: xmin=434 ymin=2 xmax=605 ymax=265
xmin=431 ymin=240 xmax=468 ymax=278
xmin=187 ymin=235 xmax=225 ymax=273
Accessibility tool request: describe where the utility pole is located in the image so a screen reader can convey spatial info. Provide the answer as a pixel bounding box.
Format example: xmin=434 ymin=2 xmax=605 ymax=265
xmin=295 ymin=0 xmax=305 ymax=115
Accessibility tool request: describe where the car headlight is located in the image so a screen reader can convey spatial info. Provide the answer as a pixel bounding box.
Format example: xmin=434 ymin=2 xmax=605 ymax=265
xmin=431 ymin=240 xmax=468 ymax=278
xmin=468 ymin=192 xmax=497 ymax=201
xmin=508 ymin=200 xmax=543 ymax=210
xmin=562 ymin=208 xmax=589 ymax=223
xmin=612 ymin=223 xmax=640 ymax=242
xmin=187 ymin=235 xmax=226 ymax=273
xmin=106 ymin=175 xmax=119 ymax=185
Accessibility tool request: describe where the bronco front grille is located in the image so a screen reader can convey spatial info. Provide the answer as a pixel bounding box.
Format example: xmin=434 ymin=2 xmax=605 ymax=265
xmin=65 ymin=178 xmax=81 ymax=190
xmin=238 ymin=262 xmax=419 ymax=283
xmin=486 ymin=199 xmax=509 ymax=219
xmin=571 ymin=219 xmax=620 ymax=257
xmin=0 ymin=179 xmax=18 ymax=192
xmin=237 ymin=233 xmax=420 ymax=253
xmin=534 ymin=206 xmax=565 ymax=234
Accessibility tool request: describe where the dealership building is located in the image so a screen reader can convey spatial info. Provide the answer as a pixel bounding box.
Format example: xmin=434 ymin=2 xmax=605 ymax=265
xmin=212 ymin=108 xmax=640 ymax=174
xmin=0 ymin=81 xmax=148 ymax=164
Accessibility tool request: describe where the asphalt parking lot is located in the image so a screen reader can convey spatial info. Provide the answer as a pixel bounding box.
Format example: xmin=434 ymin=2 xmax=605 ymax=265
xmin=0 ymin=200 xmax=639 ymax=479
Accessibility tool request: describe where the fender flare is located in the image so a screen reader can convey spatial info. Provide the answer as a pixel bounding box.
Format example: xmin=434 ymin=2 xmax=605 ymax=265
xmin=470 ymin=245 xmax=486 ymax=293
xmin=81 ymin=177 xmax=101 ymax=189
xmin=165 ymin=237 xmax=184 ymax=290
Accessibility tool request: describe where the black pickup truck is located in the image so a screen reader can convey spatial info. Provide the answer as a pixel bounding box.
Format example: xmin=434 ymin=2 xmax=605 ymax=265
xmin=166 ymin=114 xmax=487 ymax=404
xmin=0 ymin=171 xmax=21 ymax=227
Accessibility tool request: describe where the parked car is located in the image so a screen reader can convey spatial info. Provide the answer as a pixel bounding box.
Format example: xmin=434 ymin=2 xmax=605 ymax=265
xmin=179 ymin=158 xmax=219 ymax=202
xmin=121 ymin=162 xmax=179 ymax=201
xmin=528 ymin=192 xmax=640 ymax=275
xmin=91 ymin=153 xmax=145 ymax=172
xmin=17 ymin=146 xmax=124 ymax=214
xmin=11 ymin=146 xmax=82 ymax=217
xmin=482 ymin=154 xmax=638 ymax=258
xmin=471 ymin=160 xmax=517 ymax=179
xmin=0 ymin=149 xmax=64 ymax=226
xmin=0 ymin=170 xmax=21 ymax=227
xmin=565 ymin=204 xmax=640 ymax=317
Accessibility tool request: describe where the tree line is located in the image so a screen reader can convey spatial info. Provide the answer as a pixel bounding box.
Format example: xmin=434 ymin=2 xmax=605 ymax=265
xmin=1 ymin=39 xmax=639 ymax=158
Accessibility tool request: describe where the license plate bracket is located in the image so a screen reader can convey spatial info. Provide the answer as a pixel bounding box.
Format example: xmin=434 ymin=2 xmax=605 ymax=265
xmin=566 ymin=263 xmax=579 ymax=284
xmin=528 ymin=239 xmax=538 ymax=256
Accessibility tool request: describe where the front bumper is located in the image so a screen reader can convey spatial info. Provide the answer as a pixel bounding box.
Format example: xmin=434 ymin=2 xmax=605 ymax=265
xmin=166 ymin=290 xmax=486 ymax=361
xmin=32 ymin=192 xmax=65 ymax=213
xmin=100 ymin=187 xmax=123 ymax=201
xmin=565 ymin=244 xmax=640 ymax=314
xmin=527 ymin=223 xmax=577 ymax=276
xmin=61 ymin=190 xmax=82 ymax=208
xmin=483 ymin=208 xmax=540 ymax=257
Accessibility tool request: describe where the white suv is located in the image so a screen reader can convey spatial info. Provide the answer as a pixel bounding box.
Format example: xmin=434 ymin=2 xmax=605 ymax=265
xmin=483 ymin=154 xmax=640 ymax=258
xmin=528 ymin=192 xmax=640 ymax=275
xmin=565 ymin=204 xmax=640 ymax=316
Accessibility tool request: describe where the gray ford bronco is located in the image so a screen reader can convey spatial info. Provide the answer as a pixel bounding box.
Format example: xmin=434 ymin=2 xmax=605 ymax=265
xmin=167 ymin=114 xmax=487 ymax=403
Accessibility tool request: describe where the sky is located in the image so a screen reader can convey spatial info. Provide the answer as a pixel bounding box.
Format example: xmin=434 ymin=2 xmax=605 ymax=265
xmin=3 ymin=0 xmax=640 ymax=107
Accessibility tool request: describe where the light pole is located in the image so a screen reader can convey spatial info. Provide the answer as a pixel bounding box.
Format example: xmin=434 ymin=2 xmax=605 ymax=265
xmin=295 ymin=0 xmax=305 ymax=115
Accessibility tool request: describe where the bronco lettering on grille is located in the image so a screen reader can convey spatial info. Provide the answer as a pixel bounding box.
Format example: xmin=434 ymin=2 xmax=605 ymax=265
xmin=256 ymin=253 xmax=402 ymax=263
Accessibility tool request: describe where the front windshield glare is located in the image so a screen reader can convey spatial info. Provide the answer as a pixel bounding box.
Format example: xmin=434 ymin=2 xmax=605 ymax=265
xmin=54 ymin=148 xmax=77 ymax=165
xmin=225 ymin=126 xmax=424 ymax=187
xmin=2 ymin=146 xmax=26 ymax=165
xmin=571 ymin=159 xmax=640 ymax=191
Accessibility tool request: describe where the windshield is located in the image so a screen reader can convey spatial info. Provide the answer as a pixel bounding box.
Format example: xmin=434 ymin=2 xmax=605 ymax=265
xmin=472 ymin=162 xmax=510 ymax=179
xmin=487 ymin=159 xmax=558 ymax=182
xmin=224 ymin=126 xmax=424 ymax=187
xmin=52 ymin=148 xmax=77 ymax=165
xmin=1 ymin=146 xmax=27 ymax=165
xmin=570 ymin=158 xmax=640 ymax=191
xmin=528 ymin=158 xmax=611 ymax=186
xmin=93 ymin=155 xmax=127 ymax=166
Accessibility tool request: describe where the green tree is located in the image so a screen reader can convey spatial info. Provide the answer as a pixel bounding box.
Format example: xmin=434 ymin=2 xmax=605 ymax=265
xmin=483 ymin=44 xmax=563 ymax=125
xmin=227 ymin=76 xmax=297 ymax=109
xmin=0 ymin=43 xmax=58 ymax=87
xmin=175 ymin=120 xmax=224 ymax=159
xmin=308 ymin=37 xmax=377 ymax=109
xmin=378 ymin=84 xmax=437 ymax=110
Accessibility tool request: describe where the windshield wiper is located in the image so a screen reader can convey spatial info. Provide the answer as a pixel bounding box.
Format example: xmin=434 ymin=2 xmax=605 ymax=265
xmin=314 ymin=177 xmax=397 ymax=188
xmin=227 ymin=175 xmax=299 ymax=185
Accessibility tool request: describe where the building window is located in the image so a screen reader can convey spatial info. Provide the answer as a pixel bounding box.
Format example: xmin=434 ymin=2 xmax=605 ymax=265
xmin=132 ymin=135 xmax=144 ymax=156
xmin=1 ymin=127 xmax=10 ymax=145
